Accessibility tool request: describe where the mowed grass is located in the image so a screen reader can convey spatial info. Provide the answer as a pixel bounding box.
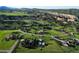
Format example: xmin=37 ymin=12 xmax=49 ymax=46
xmin=47 ymin=30 xmax=69 ymax=40
xmin=0 ymin=30 xmax=19 ymax=50
xmin=0 ymin=12 xmax=28 ymax=16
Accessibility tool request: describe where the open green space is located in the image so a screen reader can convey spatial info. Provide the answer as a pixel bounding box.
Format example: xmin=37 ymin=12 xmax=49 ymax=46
xmin=0 ymin=12 xmax=28 ymax=16
xmin=0 ymin=30 xmax=19 ymax=50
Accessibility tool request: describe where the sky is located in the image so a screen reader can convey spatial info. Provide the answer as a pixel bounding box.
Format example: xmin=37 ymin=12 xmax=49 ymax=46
xmin=0 ymin=0 xmax=79 ymax=9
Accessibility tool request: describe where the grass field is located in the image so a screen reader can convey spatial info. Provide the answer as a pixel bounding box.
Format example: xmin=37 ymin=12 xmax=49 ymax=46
xmin=0 ymin=12 xmax=28 ymax=16
xmin=0 ymin=30 xmax=19 ymax=50
xmin=47 ymin=30 xmax=69 ymax=40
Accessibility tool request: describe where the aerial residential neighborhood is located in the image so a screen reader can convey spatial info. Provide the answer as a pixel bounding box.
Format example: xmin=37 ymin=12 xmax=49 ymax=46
xmin=0 ymin=6 xmax=79 ymax=53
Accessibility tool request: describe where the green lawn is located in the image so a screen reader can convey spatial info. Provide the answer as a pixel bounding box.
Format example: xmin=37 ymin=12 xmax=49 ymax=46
xmin=0 ymin=12 xmax=28 ymax=16
xmin=47 ymin=30 xmax=69 ymax=40
xmin=0 ymin=30 xmax=19 ymax=50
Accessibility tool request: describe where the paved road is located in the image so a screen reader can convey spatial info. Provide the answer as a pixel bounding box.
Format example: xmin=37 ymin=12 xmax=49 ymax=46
xmin=51 ymin=36 xmax=68 ymax=47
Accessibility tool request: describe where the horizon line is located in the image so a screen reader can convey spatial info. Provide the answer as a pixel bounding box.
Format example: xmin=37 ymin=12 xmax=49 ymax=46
xmin=0 ymin=6 xmax=79 ymax=9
